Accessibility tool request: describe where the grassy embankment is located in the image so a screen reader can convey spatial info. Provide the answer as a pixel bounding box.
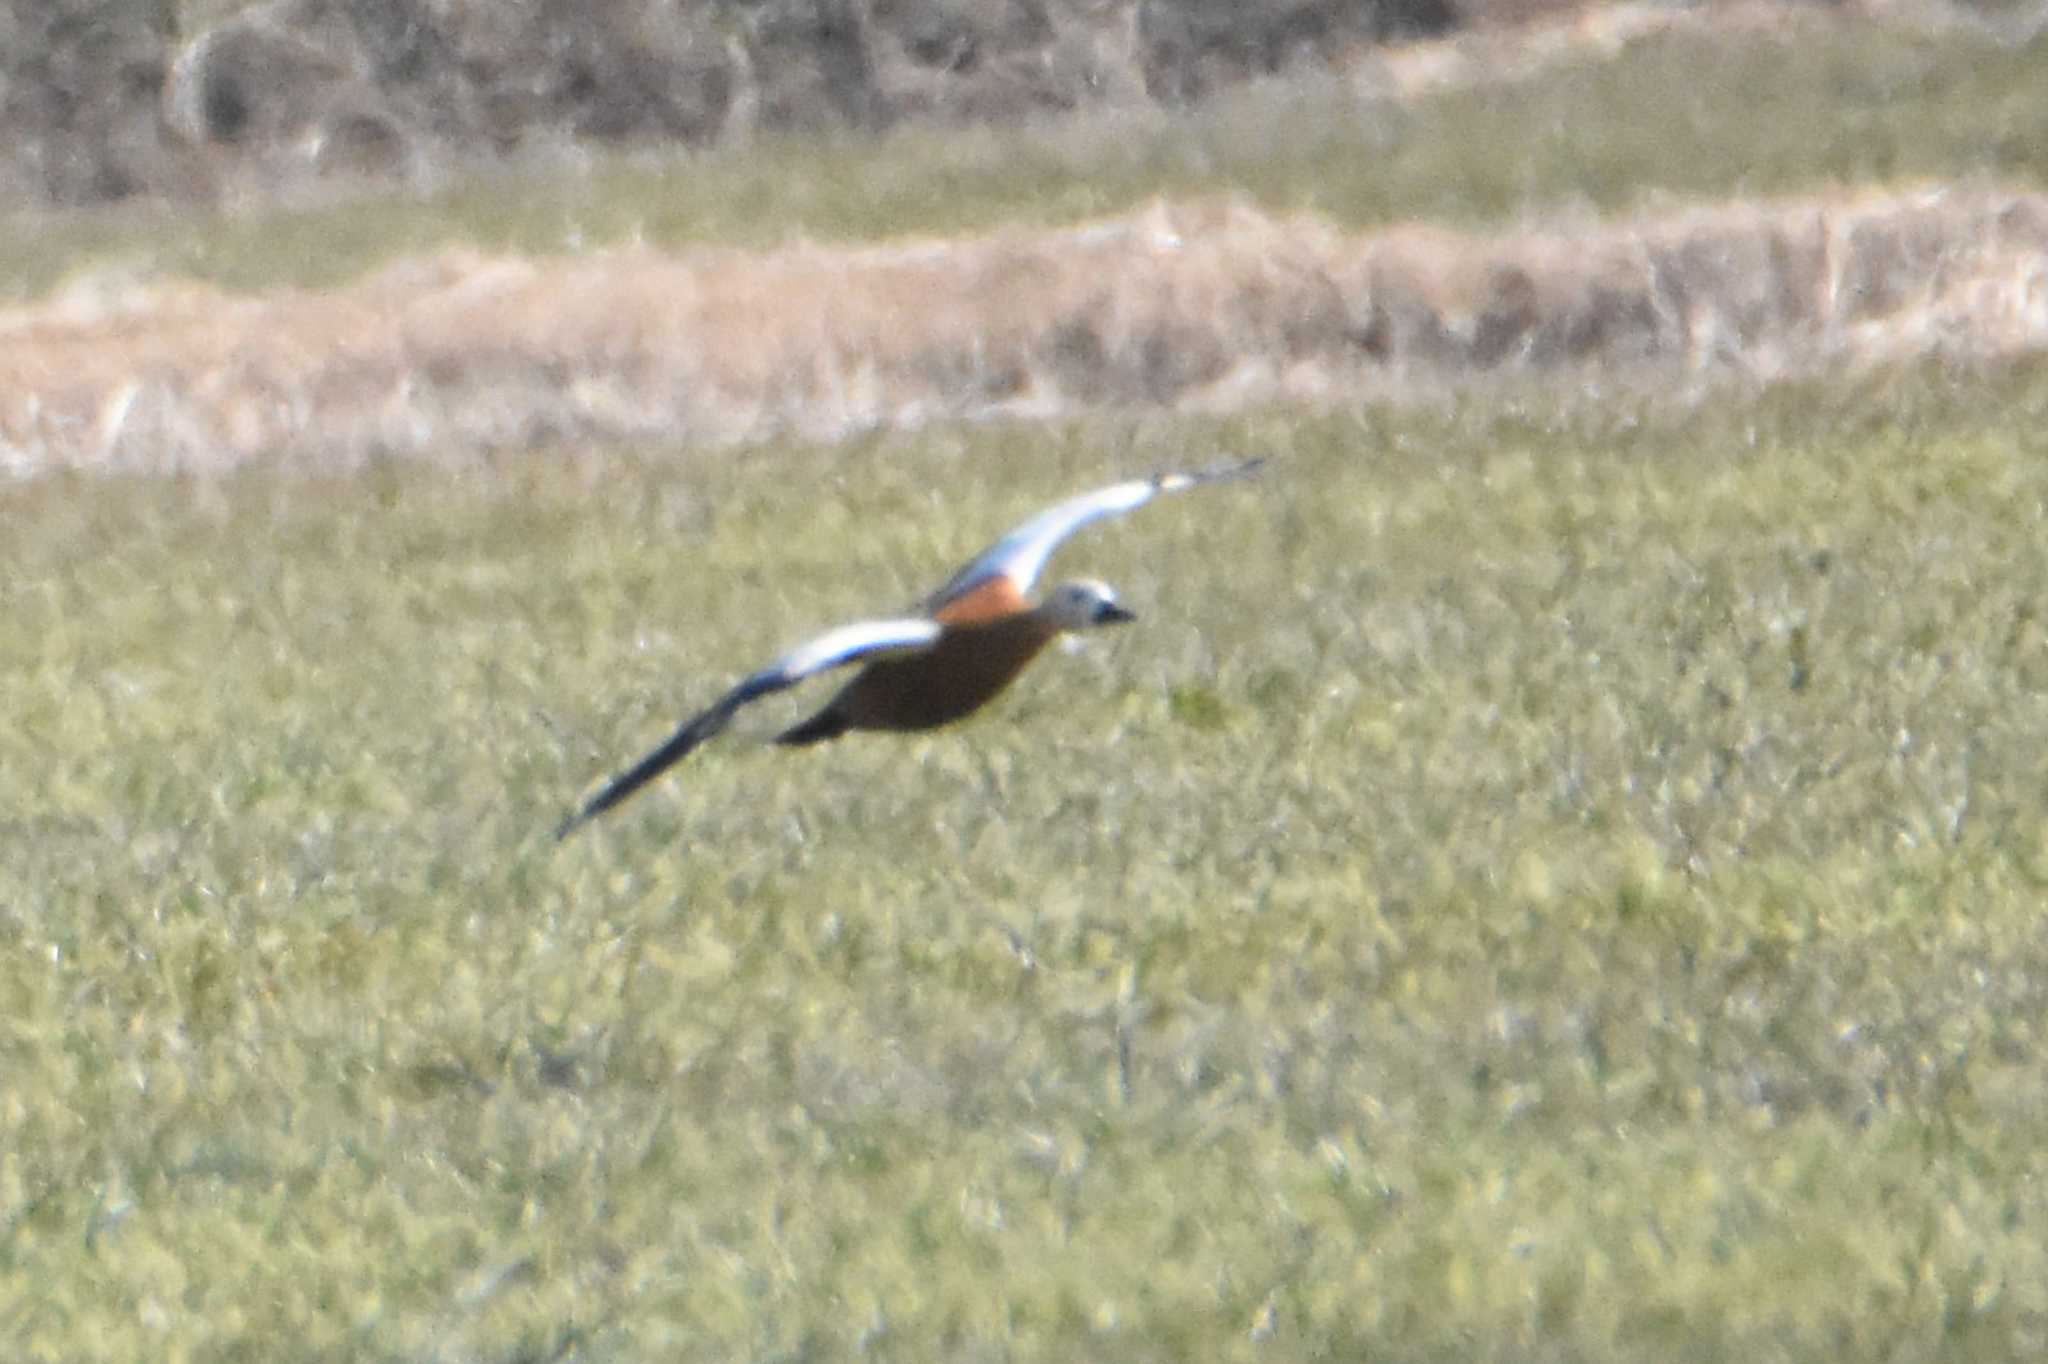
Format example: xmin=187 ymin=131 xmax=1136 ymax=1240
xmin=7 ymin=13 xmax=2048 ymax=1362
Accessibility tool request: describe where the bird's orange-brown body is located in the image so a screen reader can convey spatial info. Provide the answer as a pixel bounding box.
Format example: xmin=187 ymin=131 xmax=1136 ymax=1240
xmin=778 ymin=608 xmax=1063 ymax=743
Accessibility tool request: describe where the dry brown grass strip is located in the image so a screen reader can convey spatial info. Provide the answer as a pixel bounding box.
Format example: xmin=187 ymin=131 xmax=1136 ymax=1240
xmin=4 ymin=185 xmax=2045 ymax=477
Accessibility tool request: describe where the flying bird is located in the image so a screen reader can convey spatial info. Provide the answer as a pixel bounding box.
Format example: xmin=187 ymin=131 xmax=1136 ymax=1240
xmin=554 ymin=457 xmax=1263 ymax=839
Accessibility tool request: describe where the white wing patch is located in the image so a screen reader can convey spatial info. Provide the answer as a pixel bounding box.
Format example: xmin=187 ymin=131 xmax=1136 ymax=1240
xmin=555 ymin=616 xmax=943 ymax=838
xmin=764 ymin=617 xmax=944 ymax=685
xmin=928 ymin=457 xmax=1265 ymax=610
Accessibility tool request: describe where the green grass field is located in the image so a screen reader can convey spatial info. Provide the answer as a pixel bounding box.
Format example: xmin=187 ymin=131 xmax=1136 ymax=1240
xmin=9 ymin=361 xmax=2048 ymax=1359
xmin=10 ymin=7 xmax=2048 ymax=1360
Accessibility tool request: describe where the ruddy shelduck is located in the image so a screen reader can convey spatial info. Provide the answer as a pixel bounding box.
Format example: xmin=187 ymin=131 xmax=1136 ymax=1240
xmin=555 ymin=457 xmax=1262 ymax=838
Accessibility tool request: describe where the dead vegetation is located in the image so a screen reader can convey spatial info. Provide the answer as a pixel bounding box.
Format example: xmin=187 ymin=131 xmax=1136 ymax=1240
xmin=4 ymin=186 xmax=2043 ymax=477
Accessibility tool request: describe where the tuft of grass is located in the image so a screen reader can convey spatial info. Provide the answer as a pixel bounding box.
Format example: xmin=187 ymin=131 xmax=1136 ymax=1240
xmin=4 ymin=18 xmax=2047 ymax=301
xmin=8 ymin=358 xmax=2048 ymax=1357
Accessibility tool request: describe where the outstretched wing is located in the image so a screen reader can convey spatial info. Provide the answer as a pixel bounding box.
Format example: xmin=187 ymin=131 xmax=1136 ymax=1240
xmin=925 ymin=456 xmax=1265 ymax=616
xmin=555 ymin=617 xmax=945 ymax=839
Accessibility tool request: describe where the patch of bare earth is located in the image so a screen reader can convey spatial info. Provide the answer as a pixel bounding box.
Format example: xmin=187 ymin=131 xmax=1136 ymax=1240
xmin=4 ymin=185 xmax=2045 ymax=477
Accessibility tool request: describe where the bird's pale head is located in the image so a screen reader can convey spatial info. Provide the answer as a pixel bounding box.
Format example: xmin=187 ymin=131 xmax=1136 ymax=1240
xmin=1042 ymin=578 xmax=1137 ymax=631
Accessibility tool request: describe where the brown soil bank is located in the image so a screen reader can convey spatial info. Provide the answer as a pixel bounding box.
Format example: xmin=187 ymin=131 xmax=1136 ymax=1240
xmin=4 ymin=185 xmax=2044 ymax=478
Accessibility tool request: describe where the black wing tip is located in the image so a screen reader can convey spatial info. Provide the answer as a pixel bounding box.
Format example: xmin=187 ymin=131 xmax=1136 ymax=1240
xmin=550 ymin=705 xmax=735 ymax=844
xmin=1154 ymin=454 xmax=1268 ymax=488
xmin=552 ymin=774 xmax=646 ymax=843
xmin=1204 ymin=454 xmax=1268 ymax=481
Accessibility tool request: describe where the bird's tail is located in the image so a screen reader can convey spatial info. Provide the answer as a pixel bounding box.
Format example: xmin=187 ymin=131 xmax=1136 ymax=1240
xmin=775 ymin=707 xmax=850 ymax=747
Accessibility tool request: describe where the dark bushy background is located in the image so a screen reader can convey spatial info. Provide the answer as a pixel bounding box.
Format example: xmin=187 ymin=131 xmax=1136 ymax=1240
xmin=3 ymin=0 xmax=1461 ymax=208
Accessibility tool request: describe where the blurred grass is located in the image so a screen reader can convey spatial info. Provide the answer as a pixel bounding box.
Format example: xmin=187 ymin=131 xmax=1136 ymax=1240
xmin=9 ymin=358 xmax=2048 ymax=1357
xmin=4 ymin=17 xmax=2047 ymax=301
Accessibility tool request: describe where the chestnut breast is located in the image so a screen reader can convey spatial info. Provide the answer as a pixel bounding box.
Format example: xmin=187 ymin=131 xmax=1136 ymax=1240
xmin=836 ymin=611 xmax=1062 ymax=731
